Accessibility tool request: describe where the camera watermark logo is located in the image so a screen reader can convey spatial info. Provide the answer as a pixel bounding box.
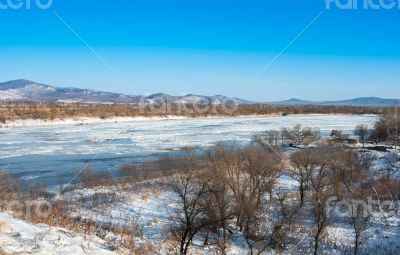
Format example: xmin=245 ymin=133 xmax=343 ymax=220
xmin=0 ymin=0 xmax=53 ymax=10
xmin=325 ymin=0 xmax=400 ymax=10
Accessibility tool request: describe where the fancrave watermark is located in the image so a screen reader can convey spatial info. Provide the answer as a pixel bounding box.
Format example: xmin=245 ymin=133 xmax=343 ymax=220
xmin=326 ymin=0 xmax=400 ymax=10
xmin=0 ymin=0 xmax=53 ymax=10
xmin=138 ymin=96 xmax=239 ymax=115
xmin=0 ymin=200 xmax=52 ymax=218
xmin=326 ymin=196 xmax=399 ymax=218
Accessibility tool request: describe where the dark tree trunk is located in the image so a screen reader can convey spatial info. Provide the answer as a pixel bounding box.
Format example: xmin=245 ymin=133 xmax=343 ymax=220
xmin=300 ymin=181 xmax=305 ymax=207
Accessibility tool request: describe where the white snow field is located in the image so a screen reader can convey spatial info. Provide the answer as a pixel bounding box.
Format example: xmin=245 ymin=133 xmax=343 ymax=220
xmin=0 ymin=115 xmax=377 ymax=186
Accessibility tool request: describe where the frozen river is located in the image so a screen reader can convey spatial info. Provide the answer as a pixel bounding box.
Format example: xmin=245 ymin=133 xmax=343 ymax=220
xmin=0 ymin=115 xmax=377 ymax=187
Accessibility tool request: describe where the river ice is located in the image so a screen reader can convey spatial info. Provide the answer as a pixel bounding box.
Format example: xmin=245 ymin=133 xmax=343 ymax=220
xmin=0 ymin=115 xmax=377 ymax=186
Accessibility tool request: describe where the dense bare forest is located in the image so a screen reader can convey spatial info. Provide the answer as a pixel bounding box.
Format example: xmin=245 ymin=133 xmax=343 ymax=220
xmin=0 ymin=101 xmax=383 ymax=123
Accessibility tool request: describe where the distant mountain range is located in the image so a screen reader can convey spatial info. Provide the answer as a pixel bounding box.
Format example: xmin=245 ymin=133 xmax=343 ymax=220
xmin=0 ymin=79 xmax=399 ymax=107
xmin=272 ymin=97 xmax=400 ymax=107
xmin=0 ymin=80 xmax=249 ymax=105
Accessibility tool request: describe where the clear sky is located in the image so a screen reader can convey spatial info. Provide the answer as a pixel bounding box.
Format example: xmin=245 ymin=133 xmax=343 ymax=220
xmin=0 ymin=0 xmax=399 ymax=101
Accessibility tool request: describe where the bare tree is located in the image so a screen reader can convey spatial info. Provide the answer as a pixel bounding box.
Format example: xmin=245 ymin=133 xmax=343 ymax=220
xmin=252 ymin=129 xmax=282 ymax=152
xmin=170 ymin=171 xmax=210 ymax=255
xmin=381 ymin=152 xmax=399 ymax=179
xmin=206 ymin=145 xmax=283 ymax=254
xmin=348 ymin=200 xmax=372 ymax=255
xmin=305 ymin=147 xmax=332 ymax=255
xmin=330 ymin=129 xmax=349 ymax=141
xmin=354 ymin=124 xmax=370 ymax=148
xmin=384 ymin=106 xmax=400 ymax=148
xmin=329 ymin=146 xmax=372 ymax=196
xmin=290 ymin=148 xmax=322 ymax=206
xmin=310 ymin=195 xmax=330 ymax=255
xmin=202 ymin=158 xmax=236 ymax=246
xmin=241 ymin=202 xmax=273 ymax=255
xmin=281 ymin=124 xmax=320 ymax=146
xmin=370 ymin=120 xmax=388 ymax=144
xmin=270 ymin=191 xmax=301 ymax=250
xmin=225 ymin=147 xmax=281 ymax=229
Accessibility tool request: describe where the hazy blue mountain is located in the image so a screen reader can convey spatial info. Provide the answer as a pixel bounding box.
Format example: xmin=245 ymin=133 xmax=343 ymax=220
xmin=272 ymin=97 xmax=400 ymax=107
xmin=272 ymin=98 xmax=315 ymax=105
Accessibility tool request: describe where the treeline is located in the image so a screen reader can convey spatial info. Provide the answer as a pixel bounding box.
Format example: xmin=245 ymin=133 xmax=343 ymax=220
xmin=330 ymin=107 xmax=400 ymax=148
xmin=0 ymin=101 xmax=383 ymax=123
xmin=252 ymin=106 xmax=400 ymax=150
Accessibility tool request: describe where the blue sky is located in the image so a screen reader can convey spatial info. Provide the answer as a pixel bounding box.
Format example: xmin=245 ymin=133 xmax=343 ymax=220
xmin=0 ymin=0 xmax=399 ymax=101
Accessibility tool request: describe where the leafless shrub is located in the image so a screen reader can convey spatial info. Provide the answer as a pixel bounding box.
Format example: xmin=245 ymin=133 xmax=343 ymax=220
xmin=77 ymin=192 xmax=118 ymax=208
xmin=119 ymin=156 xmax=188 ymax=183
xmin=135 ymin=243 xmax=157 ymax=255
xmin=27 ymin=185 xmax=54 ymax=200
xmin=81 ymin=170 xmax=115 ymax=188
xmin=0 ymin=172 xmax=21 ymax=202
xmin=0 ymin=115 xmax=6 ymax=124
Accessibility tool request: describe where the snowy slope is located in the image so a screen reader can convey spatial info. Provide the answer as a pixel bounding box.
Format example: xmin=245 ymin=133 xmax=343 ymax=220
xmin=0 ymin=213 xmax=118 ymax=255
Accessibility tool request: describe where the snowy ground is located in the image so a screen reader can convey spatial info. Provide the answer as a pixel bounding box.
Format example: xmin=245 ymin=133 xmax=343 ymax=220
xmin=52 ymin=176 xmax=258 ymax=254
xmin=0 ymin=213 xmax=120 ymax=255
xmin=59 ymin=148 xmax=399 ymax=254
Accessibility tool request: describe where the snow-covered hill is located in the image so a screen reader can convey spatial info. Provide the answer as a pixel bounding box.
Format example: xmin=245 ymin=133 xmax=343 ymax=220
xmin=0 ymin=80 xmax=248 ymax=105
xmin=0 ymin=80 xmax=140 ymax=103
